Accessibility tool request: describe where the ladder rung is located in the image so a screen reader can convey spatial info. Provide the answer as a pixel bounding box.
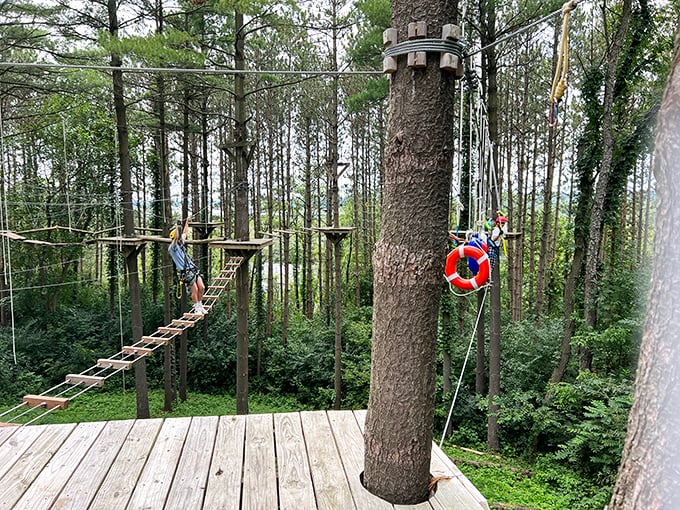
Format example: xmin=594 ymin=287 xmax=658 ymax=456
xmin=23 ymin=395 xmax=69 ymax=410
xmin=97 ymin=358 xmax=133 ymax=370
xmin=65 ymin=374 xmax=106 ymax=388
xmin=158 ymin=326 xmax=184 ymax=335
xmin=142 ymin=336 xmax=170 ymax=346
xmin=122 ymin=346 xmax=153 ymax=357
xmin=210 ymin=285 xmax=227 ymax=290
xmin=171 ymin=319 xmax=195 ymax=327
xmin=0 ymin=422 xmax=20 ymax=427
xmin=182 ymin=313 xmax=203 ymax=320
xmin=202 ymin=294 xmax=220 ymax=300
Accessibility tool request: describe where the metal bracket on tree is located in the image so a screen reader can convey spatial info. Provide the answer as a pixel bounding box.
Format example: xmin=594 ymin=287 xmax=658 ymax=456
xmin=382 ymin=22 xmax=466 ymax=78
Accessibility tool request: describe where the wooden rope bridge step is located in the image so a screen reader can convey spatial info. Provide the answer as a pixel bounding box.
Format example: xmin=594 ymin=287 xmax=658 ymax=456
xmin=19 ymin=256 xmax=245 ymax=412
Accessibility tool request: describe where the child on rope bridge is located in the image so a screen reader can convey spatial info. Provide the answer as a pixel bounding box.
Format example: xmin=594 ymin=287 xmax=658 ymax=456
xmin=487 ymin=212 xmax=508 ymax=274
xmin=169 ymin=217 xmax=207 ymax=315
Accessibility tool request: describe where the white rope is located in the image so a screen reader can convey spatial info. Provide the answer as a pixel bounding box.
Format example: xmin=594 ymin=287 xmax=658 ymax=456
xmin=61 ymin=116 xmax=73 ymax=230
xmin=439 ymin=286 xmax=489 ymax=448
xmin=0 ymin=101 xmax=17 ymax=364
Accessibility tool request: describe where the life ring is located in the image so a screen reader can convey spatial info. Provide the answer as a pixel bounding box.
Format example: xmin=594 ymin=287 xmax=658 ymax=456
xmin=444 ymin=244 xmax=490 ymax=291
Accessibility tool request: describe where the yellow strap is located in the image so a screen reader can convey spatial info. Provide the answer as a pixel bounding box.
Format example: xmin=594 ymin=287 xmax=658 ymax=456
xmin=176 ymin=280 xmax=183 ymax=299
xmin=550 ymin=2 xmax=576 ymax=105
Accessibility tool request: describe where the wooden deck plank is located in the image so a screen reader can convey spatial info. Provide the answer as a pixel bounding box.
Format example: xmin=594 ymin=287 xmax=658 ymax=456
xmin=88 ymin=418 xmax=164 ymax=510
xmin=301 ymin=410 xmax=356 ymax=510
xmin=52 ymin=419 xmax=135 ymax=510
xmin=164 ymin=416 xmax=218 ymax=510
xmin=430 ymin=447 xmax=490 ymax=510
xmin=0 ymin=423 xmax=77 ymax=510
xmin=0 ymin=424 xmax=49 ymax=480
xmin=274 ymin=412 xmax=316 ymax=510
xmin=204 ymin=415 xmax=246 ymax=510
xmin=0 ymin=423 xmax=19 ymax=444
xmin=326 ymin=410 xmax=394 ymax=509
xmin=0 ymin=411 xmax=489 ymax=510
xmin=242 ymin=413 xmax=277 ymax=510
xmin=126 ymin=417 xmax=191 ymax=510
xmin=14 ymin=421 xmax=106 ymax=509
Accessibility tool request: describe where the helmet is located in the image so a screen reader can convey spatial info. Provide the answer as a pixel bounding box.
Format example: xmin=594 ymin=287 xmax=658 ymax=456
xmin=496 ymin=216 xmax=507 ymax=225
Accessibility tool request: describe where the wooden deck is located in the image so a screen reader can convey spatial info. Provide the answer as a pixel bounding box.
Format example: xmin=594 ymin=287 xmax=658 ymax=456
xmin=0 ymin=410 xmax=489 ymax=510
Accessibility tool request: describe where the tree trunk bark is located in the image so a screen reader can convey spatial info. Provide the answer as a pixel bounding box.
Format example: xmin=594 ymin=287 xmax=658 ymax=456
xmin=108 ymin=0 xmax=149 ymax=420
xmin=581 ymin=0 xmax=632 ymax=370
xmin=609 ymin=26 xmax=680 ymax=508
xmin=363 ymin=2 xmax=457 ymax=503
xmin=233 ymin=10 xmax=251 ymax=415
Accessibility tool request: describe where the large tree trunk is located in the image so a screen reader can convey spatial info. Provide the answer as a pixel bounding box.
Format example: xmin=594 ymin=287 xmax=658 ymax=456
xmin=233 ymin=10 xmax=251 ymax=415
xmin=609 ymin=26 xmax=680 ymax=508
xmin=580 ymin=0 xmax=632 ymax=370
xmin=363 ymin=2 xmax=457 ymax=503
xmin=480 ymin=0 xmax=501 ymax=452
xmin=108 ymin=0 xmax=149 ymax=420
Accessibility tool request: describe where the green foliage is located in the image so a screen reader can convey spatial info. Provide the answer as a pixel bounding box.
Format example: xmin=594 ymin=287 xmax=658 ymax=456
xmin=554 ymin=394 xmax=631 ymax=484
xmin=539 ymin=372 xmax=632 ymax=483
xmin=442 ymin=446 xmax=611 ymax=510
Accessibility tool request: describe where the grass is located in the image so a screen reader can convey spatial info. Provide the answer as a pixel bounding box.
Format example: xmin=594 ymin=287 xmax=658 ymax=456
xmin=442 ymin=445 xmax=612 ymax=510
xmin=0 ymin=388 xmax=308 ymax=425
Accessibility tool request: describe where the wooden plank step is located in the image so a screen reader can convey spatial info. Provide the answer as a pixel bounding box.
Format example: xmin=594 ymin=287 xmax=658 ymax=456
xmin=97 ymin=358 xmax=133 ymax=370
xmin=171 ymin=319 xmax=195 ymax=327
xmin=0 ymin=422 xmax=20 ymax=427
xmin=202 ymin=294 xmax=221 ymax=300
xmin=23 ymin=395 xmax=70 ymax=410
xmin=122 ymin=346 xmax=154 ymax=357
xmin=65 ymin=374 xmax=106 ymax=388
xmin=158 ymin=326 xmax=184 ymax=335
xmin=141 ymin=335 xmax=170 ymax=345
xmin=209 ymin=285 xmax=227 ymax=290
xmin=182 ymin=313 xmax=203 ymax=320
xmin=213 ymin=276 xmax=234 ymax=281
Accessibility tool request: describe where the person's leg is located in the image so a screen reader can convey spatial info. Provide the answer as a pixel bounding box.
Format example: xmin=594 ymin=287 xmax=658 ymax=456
xmin=196 ymin=276 xmax=205 ymax=302
xmin=189 ymin=283 xmax=201 ymax=310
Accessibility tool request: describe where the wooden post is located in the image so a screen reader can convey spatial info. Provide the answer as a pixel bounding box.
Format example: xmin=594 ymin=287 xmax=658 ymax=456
xmin=407 ymin=21 xmax=427 ymax=68
xmin=440 ymin=24 xmax=464 ymax=78
xmin=383 ymin=28 xmax=398 ymax=74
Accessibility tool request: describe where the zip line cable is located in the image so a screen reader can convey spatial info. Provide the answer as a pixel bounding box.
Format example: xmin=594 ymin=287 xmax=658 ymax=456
xmin=464 ymin=1 xmax=581 ymax=58
xmin=0 ymin=61 xmax=383 ymax=76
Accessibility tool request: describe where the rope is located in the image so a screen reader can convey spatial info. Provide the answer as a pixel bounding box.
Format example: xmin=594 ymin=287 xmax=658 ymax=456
xmin=439 ymin=286 xmax=489 ymax=448
xmin=61 ymin=116 xmax=73 ymax=230
xmin=549 ymin=1 xmax=578 ymax=127
xmin=0 ymin=101 xmax=17 ymax=364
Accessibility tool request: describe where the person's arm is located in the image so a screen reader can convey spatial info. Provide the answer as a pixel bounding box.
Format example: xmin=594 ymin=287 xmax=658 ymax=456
xmin=182 ymin=216 xmax=191 ymax=242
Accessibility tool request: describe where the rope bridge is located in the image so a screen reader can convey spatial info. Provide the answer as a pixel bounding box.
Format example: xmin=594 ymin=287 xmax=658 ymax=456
xmin=0 ymin=256 xmax=244 ymax=427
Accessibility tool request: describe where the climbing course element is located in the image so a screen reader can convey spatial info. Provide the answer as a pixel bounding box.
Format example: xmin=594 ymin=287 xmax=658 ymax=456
xmin=444 ymin=244 xmax=490 ymax=291
xmin=0 ymin=256 xmax=244 ymax=427
xmin=549 ymin=0 xmax=578 ymax=126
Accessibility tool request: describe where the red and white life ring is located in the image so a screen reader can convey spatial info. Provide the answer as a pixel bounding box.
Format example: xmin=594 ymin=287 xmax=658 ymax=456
xmin=444 ymin=245 xmax=490 ymax=291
